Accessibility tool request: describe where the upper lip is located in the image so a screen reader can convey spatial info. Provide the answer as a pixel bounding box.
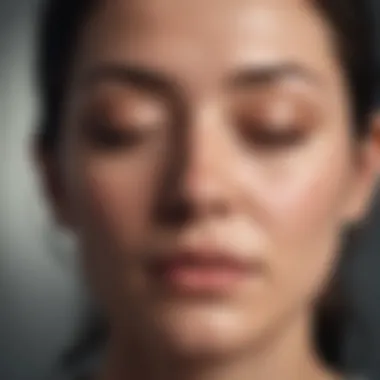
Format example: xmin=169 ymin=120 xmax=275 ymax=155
xmin=148 ymin=245 xmax=260 ymax=272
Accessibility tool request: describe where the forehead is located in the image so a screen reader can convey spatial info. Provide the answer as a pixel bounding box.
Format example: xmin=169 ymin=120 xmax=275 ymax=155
xmin=73 ymin=0 xmax=341 ymax=91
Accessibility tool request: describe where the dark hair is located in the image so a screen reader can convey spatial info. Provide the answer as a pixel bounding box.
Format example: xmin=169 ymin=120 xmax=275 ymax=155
xmin=36 ymin=0 xmax=378 ymax=372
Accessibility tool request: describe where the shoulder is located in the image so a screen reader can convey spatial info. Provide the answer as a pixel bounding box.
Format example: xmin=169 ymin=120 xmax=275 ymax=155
xmin=48 ymin=373 xmax=93 ymax=380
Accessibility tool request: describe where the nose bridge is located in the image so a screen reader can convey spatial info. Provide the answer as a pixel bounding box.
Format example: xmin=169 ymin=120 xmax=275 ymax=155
xmin=189 ymin=103 xmax=220 ymax=168
xmin=155 ymin=97 xmax=235 ymax=226
xmin=180 ymin=100 xmax=231 ymax=206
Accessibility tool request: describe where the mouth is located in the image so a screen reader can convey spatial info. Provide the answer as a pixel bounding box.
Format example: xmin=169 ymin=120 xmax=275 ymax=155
xmin=148 ymin=248 xmax=261 ymax=295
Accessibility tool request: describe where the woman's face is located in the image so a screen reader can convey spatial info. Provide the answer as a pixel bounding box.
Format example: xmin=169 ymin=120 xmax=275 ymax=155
xmin=50 ymin=0 xmax=377 ymax=358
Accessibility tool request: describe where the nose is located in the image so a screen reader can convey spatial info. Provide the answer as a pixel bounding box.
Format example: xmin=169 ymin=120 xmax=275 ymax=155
xmin=156 ymin=103 xmax=235 ymax=225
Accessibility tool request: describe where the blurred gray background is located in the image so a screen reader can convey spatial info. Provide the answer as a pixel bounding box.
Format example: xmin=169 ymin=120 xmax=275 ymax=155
xmin=0 ymin=1 xmax=379 ymax=379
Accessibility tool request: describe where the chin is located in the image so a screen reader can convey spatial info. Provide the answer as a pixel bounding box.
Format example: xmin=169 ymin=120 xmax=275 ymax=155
xmin=150 ymin=300 xmax=265 ymax=359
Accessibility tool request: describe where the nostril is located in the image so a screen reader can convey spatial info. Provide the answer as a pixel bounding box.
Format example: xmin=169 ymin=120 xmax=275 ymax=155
xmin=158 ymin=193 xmax=194 ymax=226
xmin=154 ymin=179 xmax=230 ymax=227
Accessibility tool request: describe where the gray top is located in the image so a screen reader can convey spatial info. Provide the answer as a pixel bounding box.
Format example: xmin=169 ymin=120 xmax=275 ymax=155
xmin=51 ymin=370 xmax=370 ymax=380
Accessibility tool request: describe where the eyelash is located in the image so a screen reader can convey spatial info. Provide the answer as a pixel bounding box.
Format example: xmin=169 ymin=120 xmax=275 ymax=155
xmin=85 ymin=122 xmax=156 ymax=151
xmin=238 ymin=122 xmax=306 ymax=150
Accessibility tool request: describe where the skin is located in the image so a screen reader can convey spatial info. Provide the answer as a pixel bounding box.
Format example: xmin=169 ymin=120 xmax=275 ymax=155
xmin=38 ymin=0 xmax=380 ymax=379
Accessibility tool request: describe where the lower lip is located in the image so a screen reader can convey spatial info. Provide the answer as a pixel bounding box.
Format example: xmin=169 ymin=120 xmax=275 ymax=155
xmin=154 ymin=264 xmax=249 ymax=293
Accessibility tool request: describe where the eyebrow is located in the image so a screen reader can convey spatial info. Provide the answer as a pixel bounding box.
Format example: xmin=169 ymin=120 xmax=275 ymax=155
xmin=79 ymin=63 xmax=176 ymax=95
xmin=228 ymin=63 xmax=322 ymax=89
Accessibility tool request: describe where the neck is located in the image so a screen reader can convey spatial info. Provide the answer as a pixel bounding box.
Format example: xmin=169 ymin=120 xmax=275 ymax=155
xmin=99 ymin=311 xmax=339 ymax=380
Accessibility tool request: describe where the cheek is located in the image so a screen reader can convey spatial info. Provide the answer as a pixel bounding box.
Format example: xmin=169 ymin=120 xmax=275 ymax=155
xmin=268 ymin=157 xmax=348 ymax=243
xmin=63 ymin=151 xmax=165 ymax=302
xmin=65 ymin=152 xmax=163 ymax=245
xmin=238 ymin=138 xmax=352 ymax=301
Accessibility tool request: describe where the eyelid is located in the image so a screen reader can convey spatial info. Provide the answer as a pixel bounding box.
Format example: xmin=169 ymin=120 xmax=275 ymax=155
xmin=82 ymin=116 xmax=168 ymax=139
xmin=237 ymin=105 xmax=317 ymax=137
xmin=82 ymin=83 xmax=170 ymax=114
xmin=83 ymin=119 xmax=164 ymax=153
xmin=231 ymin=86 xmax=320 ymax=125
xmin=80 ymin=98 xmax=171 ymax=133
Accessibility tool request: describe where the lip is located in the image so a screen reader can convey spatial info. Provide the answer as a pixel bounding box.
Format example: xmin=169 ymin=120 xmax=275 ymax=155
xmin=148 ymin=247 xmax=260 ymax=295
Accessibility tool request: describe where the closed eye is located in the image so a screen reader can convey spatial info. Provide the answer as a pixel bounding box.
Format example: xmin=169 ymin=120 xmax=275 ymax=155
xmin=239 ymin=122 xmax=307 ymax=150
xmin=84 ymin=122 xmax=159 ymax=151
